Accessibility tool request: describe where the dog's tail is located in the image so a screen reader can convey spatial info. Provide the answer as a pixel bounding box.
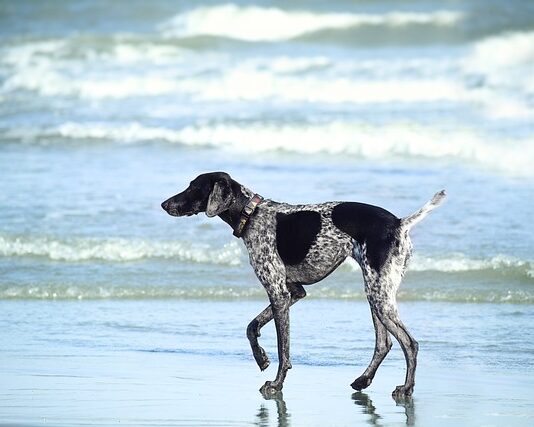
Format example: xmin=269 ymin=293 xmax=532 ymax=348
xmin=400 ymin=190 xmax=446 ymax=231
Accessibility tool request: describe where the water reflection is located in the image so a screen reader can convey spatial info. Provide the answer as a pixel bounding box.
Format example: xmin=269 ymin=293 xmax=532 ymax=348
xmin=352 ymin=392 xmax=416 ymax=426
xmin=256 ymin=391 xmax=290 ymax=427
xmin=393 ymin=394 xmax=416 ymax=426
xmin=254 ymin=389 xmax=415 ymax=426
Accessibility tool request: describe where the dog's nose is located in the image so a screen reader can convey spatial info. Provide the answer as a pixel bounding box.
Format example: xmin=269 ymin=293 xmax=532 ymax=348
xmin=161 ymin=200 xmax=169 ymax=211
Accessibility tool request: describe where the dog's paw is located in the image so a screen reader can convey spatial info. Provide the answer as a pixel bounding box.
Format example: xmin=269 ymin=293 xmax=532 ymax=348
xmin=391 ymin=384 xmax=413 ymax=398
xmin=259 ymin=381 xmax=282 ymax=397
xmin=351 ymin=376 xmax=372 ymax=391
xmin=253 ymin=347 xmax=270 ymax=371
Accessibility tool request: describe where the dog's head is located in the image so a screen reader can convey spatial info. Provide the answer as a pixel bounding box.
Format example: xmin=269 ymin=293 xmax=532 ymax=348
xmin=161 ymin=172 xmax=235 ymax=218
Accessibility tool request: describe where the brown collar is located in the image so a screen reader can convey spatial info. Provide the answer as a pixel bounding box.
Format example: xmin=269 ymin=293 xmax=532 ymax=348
xmin=233 ymin=194 xmax=263 ymax=238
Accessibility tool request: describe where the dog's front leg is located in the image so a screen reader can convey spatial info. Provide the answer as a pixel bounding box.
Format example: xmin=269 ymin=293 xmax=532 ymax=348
xmin=245 ymin=230 xmax=292 ymax=395
xmin=259 ymin=288 xmax=292 ymax=396
xmin=247 ymin=283 xmax=306 ymax=372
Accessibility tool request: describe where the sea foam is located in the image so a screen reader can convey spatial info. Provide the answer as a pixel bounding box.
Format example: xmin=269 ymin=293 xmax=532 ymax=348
xmin=3 ymin=35 xmax=531 ymax=127
xmin=1 ymin=282 xmax=532 ymax=303
xmin=159 ymin=4 xmax=463 ymax=41
xmin=1 ymin=233 xmax=531 ymax=281
xmin=10 ymin=121 xmax=532 ymax=177
xmin=0 ymin=234 xmax=243 ymax=265
xmin=462 ymin=30 xmax=534 ymax=119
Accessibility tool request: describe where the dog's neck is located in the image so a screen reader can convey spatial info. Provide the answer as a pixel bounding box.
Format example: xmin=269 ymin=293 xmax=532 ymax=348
xmin=217 ymin=180 xmax=257 ymax=235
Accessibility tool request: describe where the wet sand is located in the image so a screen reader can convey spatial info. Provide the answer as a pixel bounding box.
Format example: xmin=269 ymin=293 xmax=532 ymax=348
xmin=2 ymin=341 xmax=533 ymax=426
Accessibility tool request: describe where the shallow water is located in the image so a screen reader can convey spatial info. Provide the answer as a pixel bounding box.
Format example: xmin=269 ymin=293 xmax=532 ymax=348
xmin=1 ymin=1 xmax=533 ymax=425
xmin=1 ymin=300 xmax=534 ymax=426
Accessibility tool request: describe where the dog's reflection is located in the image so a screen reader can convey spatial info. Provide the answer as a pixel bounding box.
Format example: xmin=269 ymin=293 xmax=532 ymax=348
xmin=254 ymin=390 xmax=415 ymax=427
xmin=352 ymin=392 xmax=415 ymax=426
xmin=352 ymin=391 xmax=382 ymax=426
xmin=256 ymin=391 xmax=290 ymax=427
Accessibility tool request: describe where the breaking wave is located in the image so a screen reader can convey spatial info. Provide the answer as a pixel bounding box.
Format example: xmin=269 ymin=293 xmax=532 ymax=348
xmin=0 ymin=48 xmax=467 ymax=103
xmin=9 ymin=121 xmax=533 ymax=177
xmin=0 ymin=234 xmax=243 ymax=265
xmin=159 ymin=4 xmax=463 ymax=42
xmin=1 ymin=233 xmax=532 ymax=280
xmin=2 ymin=31 xmax=532 ymax=125
xmin=463 ymin=31 xmax=534 ymax=93
xmin=343 ymin=253 xmax=534 ymax=281
xmin=461 ymin=30 xmax=534 ymax=119
xmin=1 ymin=233 xmax=531 ymax=302
xmin=1 ymin=283 xmax=532 ymax=304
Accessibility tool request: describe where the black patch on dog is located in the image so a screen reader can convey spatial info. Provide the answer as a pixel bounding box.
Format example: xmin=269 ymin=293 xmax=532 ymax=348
xmin=276 ymin=211 xmax=321 ymax=265
xmin=332 ymin=202 xmax=400 ymax=271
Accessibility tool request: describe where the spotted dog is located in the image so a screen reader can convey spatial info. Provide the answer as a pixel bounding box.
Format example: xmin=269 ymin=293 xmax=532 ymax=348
xmin=161 ymin=172 xmax=446 ymax=397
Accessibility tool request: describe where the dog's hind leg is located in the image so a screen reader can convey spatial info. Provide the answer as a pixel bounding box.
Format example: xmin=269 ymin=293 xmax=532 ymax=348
xmin=354 ymin=236 xmax=417 ymax=397
xmin=366 ymin=264 xmax=418 ymax=397
xmin=351 ymin=309 xmax=392 ymax=391
xmin=375 ymin=304 xmax=418 ymax=398
xmin=247 ymin=283 xmax=306 ymax=372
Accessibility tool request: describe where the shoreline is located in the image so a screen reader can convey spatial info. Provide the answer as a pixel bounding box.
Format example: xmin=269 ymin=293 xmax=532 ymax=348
xmin=1 ymin=299 xmax=534 ymax=427
xmin=2 ymin=350 xmax=533 ymax=427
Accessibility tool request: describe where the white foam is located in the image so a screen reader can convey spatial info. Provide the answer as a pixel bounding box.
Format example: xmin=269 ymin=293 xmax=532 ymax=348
xmin=462 ymin=31 xmax=534 ymax=119
xmin=1 ymin=40 xmax=66 ymax=66
xmin=1 ymin=21 xmax=531 ymax=127
xmin=1 ymin=38 xmax=184 ymax=66
xmin=343 ymin=253 xmax=533 ymax=278
xmin=1 ymin=48 xmax=466 ymax=103
xmin=185 ymin=69 xmax=467 ymax=104
xmin=6 ymin=38 xmax=525 ymax=119
xmin=464 ymin=31 xmax=534 ymax=79
xmin=54 ymin=122 xmax=187 ymax=143
xmin=159 ymin=4 xmax=463 ymax=41
xmin=3 ymin=71 xmax=181 ymax=99
xmin=8 ymin=120 xmax=534 ymax=176
xmin=1 ymin=283 xmax=532 ymax=302
xmin=410 ymin=253 xmax=533 ymax=274
xmin=105 ymin=43 xmax=186 ymax=65
xmin=0 ymin=38 xmax=187 ymax=99
xmin=0 ymin=284 xmax=266 ymax=300
xmin=1 ymin=233 xmax=531 ymax=280
xmin=0 ymin=234 xmax=243 ymax=265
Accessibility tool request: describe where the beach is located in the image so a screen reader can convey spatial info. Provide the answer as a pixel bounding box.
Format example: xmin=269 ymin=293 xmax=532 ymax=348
xmin=1 ymin=0 xmax=534 ymax=425
xmin=2 ymin=299 xmax=534 ymax=426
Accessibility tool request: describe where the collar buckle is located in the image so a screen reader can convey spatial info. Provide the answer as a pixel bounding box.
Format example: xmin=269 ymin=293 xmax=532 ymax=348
xmin=233 ymin=194 xmax=263 ymax=238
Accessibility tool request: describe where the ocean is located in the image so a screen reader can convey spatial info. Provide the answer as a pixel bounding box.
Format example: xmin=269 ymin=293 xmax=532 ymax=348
xmin=1 ymin=1 xmax=533 ymax=426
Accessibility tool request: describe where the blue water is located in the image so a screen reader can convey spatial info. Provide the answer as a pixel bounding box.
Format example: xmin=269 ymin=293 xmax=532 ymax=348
xmin=1 ymin=0 xmax=533 ymax=303
xmin=1 ymin=1 xmax=534 ymax=425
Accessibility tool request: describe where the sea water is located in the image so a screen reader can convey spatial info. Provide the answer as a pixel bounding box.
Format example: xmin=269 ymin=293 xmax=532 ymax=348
xmin=0 ymin=0 xmax=532 ymax=302
xmin=0 ymin=0 xmax=533 ymax=424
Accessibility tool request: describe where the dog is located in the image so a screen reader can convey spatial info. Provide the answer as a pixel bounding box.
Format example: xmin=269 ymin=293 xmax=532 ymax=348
xmin=161 ymin=171 xmax=445 ymax=397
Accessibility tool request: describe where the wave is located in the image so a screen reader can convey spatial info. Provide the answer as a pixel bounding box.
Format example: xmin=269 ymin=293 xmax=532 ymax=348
xmin=0 ymin=38 xmax=186 ymax=66
xmin=0 ymin=283 xmax=261 ymax=300
xmin=1 ymin=233 xmax=532 ymax=280
xmin=0 ymin=234 xmax=242 ymax=265
xmin=159 ymin=4 xmax=463 ymax=42
xmin=1 ymin=283 xmax=532 ymax=304
xmin=462 ymin=31 xmax=534 ymax=119
xmin=0 ymin=38 xmax=187 ymax=99
xmin=0 ymin=45 xmax=466 ymax=103
xmin=343 ymin=253 xmax=534 ymax=278
xmin=464 ymin=31 xmax=534 ymax=80
xmin=9 ymin=121 xmax=533 ymax=177
xmin=2 ymin=35 xmax=531 ymax=125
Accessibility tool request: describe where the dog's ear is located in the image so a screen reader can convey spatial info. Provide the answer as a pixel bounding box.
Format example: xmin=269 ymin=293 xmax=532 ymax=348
xmin=206 ymin=179 xmax=233 ymax=217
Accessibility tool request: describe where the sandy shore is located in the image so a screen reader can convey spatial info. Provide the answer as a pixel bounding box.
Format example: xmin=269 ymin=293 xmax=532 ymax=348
xmin=2 ymin=298 xmax=534 ymax=426
xmin=2 ymin=347 xmax=533 ymax=427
